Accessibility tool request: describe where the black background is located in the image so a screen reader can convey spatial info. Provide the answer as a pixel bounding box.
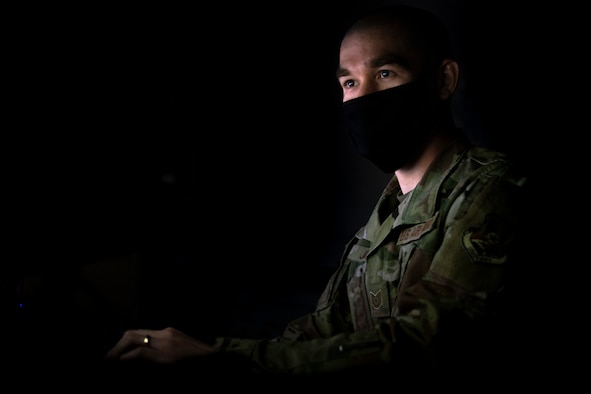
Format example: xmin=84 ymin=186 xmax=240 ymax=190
xmin=4 ymin=0 xmax=584 ymax=384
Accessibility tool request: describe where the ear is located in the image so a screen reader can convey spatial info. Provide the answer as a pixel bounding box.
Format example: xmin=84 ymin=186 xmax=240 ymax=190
xmin=438 ymin=59 xmax=459 ymax=100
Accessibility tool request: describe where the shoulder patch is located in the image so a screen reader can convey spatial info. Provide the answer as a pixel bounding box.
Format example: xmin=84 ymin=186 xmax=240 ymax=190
xmin=462 ymin=214 xmax=510 ymax=264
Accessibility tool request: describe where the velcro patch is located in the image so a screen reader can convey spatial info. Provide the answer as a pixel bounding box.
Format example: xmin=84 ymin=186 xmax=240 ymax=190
xmin=397 ymin=213 xmax=438 ymax=245
xmin=370 ymin=289 xmax=383 ymax=309
xmin=462 ymin=214 xmax=510 ymax=265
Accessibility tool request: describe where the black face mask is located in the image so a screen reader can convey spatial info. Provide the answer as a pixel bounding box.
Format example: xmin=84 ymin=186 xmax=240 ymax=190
xmin=341 ymin=80 xmax=439 ymax=173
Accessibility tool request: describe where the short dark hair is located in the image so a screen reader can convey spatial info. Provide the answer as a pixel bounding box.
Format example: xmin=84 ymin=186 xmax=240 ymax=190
xmin=343 ymin=5 xmax=454 ymax=70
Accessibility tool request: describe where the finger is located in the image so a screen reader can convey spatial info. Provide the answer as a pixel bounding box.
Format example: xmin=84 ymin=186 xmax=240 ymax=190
xmin=105 ymin=329 xmax=153 ymax=359
xmin=133 ymin=330 xmax=154 ymax=347
xmin=118 ymin=345 xmax=154 ymax=362
xmin=126 ymin=329 xmax=156 ymax=346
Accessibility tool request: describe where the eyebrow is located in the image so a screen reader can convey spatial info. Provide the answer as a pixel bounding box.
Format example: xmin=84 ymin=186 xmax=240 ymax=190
xmin=336 ymin=53 xmax=410 ymax=79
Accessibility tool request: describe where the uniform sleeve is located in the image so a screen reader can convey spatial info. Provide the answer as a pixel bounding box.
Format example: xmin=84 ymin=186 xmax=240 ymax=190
xmin=212 ymin=330 xmax=390 ymax=375
xmin=211 ymin=236 xmax=400 ymax=375
xmin=209 ymin=235 xmax=425 ymax=376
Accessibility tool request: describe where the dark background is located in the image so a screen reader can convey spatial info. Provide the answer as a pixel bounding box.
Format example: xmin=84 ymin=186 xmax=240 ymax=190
xmin=4 ymin=0 xmax=584 ymax=382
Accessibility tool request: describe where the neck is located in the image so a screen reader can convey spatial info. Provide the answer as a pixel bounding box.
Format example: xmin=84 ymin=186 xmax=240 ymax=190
xmin=395 ymin=129 xmax=457 ymax=194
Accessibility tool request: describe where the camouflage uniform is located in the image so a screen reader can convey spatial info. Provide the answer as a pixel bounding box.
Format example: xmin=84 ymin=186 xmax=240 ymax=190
xmin=213 ymin=137 xmax=528 ymax=377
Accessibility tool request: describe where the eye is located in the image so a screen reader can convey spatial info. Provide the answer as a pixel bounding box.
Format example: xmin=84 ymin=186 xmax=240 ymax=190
xmin=378 ymin=70 xmax=393 ymax=79
xmin=342 ymin=79 xmax=356 ymax=89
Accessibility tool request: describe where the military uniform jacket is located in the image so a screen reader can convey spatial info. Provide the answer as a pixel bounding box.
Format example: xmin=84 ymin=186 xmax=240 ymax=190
xmin=213 ymin=138 xmax=528 ymax=376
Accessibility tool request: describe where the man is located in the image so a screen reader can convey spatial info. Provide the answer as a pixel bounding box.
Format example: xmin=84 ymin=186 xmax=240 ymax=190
xmin=105 ymin=4 xmax=531 ymax=386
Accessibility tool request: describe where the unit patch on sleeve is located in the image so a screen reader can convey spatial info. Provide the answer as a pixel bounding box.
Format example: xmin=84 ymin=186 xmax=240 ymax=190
xmin=462 ymin=214 xmax=511 ymax=265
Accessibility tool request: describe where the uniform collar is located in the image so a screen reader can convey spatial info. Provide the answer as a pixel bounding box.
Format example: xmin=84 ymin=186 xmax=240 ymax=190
xmin=363 ymin=137 xmax=470 ymax=245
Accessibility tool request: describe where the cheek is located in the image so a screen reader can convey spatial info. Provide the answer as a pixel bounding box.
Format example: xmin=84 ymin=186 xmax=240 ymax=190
xmin=342 ymin=90 xmax=357 ymax=102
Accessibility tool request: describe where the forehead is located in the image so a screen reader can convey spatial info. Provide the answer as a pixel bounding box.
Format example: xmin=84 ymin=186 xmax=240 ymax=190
xmin=339 ymin=25 xmax=418 ymax=71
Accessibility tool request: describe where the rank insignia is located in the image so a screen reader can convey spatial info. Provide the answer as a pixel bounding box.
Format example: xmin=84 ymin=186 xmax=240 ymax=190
xmin=370 ymin=289 xmax=383 ymax=309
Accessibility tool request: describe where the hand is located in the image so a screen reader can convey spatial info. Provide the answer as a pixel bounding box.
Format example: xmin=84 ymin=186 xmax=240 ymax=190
xmin=104 ymin=327 xmax=215 ymax=364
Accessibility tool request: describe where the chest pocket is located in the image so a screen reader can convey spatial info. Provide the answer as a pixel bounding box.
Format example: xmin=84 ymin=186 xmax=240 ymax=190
xmin=345 ymin=237 xmax=373 ymax=331
xmin=365 ymin=239 xmax=410 ymax=319
xmin=349 ymin=236 xmax=410 ymax=331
